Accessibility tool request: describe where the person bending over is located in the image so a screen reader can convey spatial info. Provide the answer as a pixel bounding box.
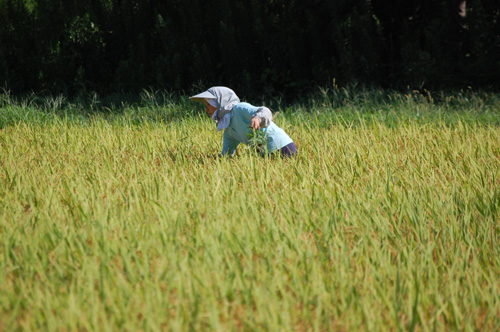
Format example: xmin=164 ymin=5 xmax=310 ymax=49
xmin=190 ymin=86 xmax=297 ymax=158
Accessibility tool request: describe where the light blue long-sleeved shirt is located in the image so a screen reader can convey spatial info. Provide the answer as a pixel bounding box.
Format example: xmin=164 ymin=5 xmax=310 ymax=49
xmin=221 ymin=102 xmax=293 ymax=155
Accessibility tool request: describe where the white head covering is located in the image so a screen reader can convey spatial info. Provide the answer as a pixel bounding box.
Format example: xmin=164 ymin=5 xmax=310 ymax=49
xmin=190 ymin=86 xmax=240 ymax=131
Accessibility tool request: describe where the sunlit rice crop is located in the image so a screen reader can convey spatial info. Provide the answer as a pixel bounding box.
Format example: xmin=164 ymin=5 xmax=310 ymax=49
xmin=1 ymin=91 xmax=499 ymax=331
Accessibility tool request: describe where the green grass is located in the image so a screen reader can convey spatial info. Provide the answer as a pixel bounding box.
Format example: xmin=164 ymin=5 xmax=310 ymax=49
xmin=1 ymin=89 xmax=500 ymax=331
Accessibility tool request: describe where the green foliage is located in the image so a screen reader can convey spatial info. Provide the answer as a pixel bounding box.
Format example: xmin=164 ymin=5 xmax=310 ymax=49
xmin=247 ymin=129 xmax=269 ymax=155
xmin=0 ymin=0 xmax=498 ymax=96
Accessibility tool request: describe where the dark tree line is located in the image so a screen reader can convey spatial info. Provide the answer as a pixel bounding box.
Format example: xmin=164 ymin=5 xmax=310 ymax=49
xmin=0 ymin=0 xmax=499 ymax=97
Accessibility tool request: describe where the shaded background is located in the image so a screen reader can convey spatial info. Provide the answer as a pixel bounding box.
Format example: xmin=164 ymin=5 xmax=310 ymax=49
xmin=0 ymin=0 xmax=499 ymax=98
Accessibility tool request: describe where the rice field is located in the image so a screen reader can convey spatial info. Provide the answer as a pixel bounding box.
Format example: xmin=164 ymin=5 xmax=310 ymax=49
xmin=1 ymin=90 xmax=500 ymax=331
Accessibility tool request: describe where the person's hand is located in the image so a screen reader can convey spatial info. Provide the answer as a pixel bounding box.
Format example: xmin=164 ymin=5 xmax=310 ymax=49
xmin=251 ymin=117 xmax=260 ymax=130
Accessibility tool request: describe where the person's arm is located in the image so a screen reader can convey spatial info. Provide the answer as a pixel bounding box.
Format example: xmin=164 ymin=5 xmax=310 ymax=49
xmin=221 ymin=130 xmax=239 ymax=156
xmin=253 ymin=107 xmax=272 ymax=128
xmin=239 ymin=104 xmax=272 ymax=130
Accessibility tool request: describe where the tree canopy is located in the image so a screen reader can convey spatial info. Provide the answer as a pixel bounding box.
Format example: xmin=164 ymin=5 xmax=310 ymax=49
xmin=0 ymin=0 xmax=498 ymax=97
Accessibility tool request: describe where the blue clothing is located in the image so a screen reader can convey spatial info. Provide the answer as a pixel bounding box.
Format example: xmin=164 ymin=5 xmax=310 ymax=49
xmin=222 ymin=102 xmax=293 ymax=155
